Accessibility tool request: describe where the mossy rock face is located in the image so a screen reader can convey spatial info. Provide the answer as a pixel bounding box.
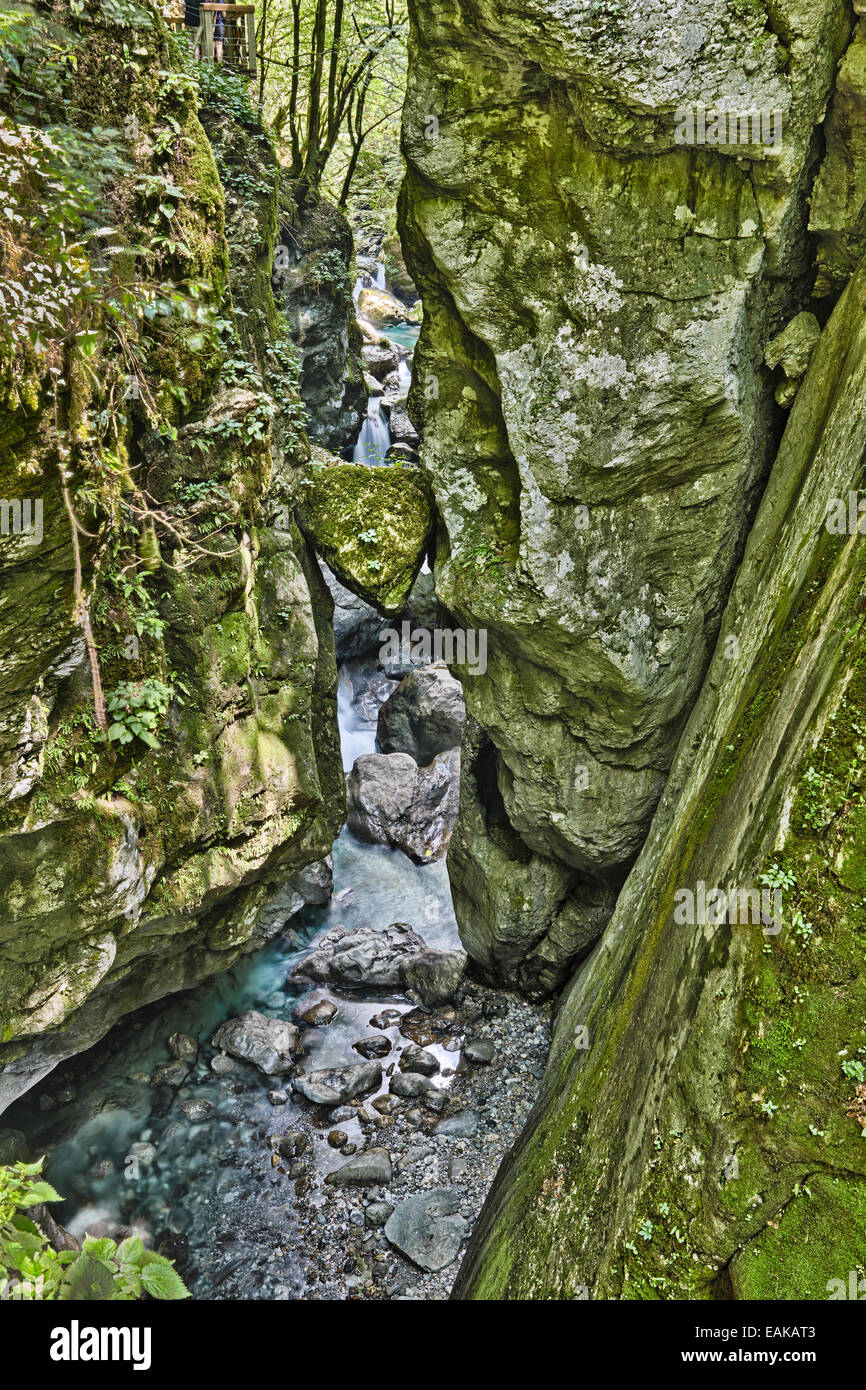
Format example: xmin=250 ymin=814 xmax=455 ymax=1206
xmin=296 ymin=450 xmax=434 ymax=615
xmin=453 ymin=259 xmax=866 ymax=1300
xmin=0 ymin=2 xmax=344 ymax=1111
xmin=399 ymin=0 xmax=852 ymax=987
xmin=274 ymin=176 xmax=367 ymax=454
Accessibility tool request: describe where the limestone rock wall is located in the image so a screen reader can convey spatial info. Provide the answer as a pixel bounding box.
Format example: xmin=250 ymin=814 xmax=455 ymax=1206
xmin=399 ymin=0 xmax=852 ymax=991
xmin=0 ymin=4 xmax=344 ymax=1112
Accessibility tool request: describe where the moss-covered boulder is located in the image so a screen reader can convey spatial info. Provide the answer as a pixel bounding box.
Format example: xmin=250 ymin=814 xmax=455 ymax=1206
xmin=296 ymin=449 xmax=434 ymax=615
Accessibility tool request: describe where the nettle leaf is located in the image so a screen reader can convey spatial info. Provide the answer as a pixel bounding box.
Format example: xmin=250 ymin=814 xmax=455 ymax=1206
xmin=59 ymin=1251 xmax=119 ymax=1301
xmin=139 ymin=1252 xmax=189 ymax=1300
xmin=116 ymin=1235 xmax=144 ymax=1265
xmin=17 ymin=1180 xmax=63 ymax=1206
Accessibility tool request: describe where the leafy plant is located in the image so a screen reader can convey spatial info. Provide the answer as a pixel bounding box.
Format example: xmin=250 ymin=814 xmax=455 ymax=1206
xmin=0 ymin=1158 xmax=188 ymax=1301
xmin=106 ymin=677 xmax=171 ymax=749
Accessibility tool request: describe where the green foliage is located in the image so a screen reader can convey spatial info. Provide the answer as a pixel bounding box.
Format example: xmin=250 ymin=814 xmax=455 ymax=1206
xmin=106 ymin=677 xmax=171 ymax=749
xmin=0 ymin=1158 xmax=189 ymax=1301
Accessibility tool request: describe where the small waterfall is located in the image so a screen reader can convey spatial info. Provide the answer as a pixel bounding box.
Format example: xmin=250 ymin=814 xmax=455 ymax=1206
xmin=374 ymin=261 xmax=386 ymax=291
xmin=352 ymin=396 xmax=390 ymax=465
xmin=397 ymin=356 xmax=412 ymax=391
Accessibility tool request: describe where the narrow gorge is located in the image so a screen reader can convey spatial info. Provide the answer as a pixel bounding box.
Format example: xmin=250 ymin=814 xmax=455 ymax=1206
xmin=1 ymin=0 xmax=865 ymax=1326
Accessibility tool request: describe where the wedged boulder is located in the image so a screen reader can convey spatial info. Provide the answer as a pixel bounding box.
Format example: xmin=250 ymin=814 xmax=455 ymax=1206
xmin=363 ymin=343 xmax=400 ymax=381
xmin=384 ymin=1188 xmax=468 ymax=1271
xmin=296 ymin=449 xmax=434 ymax=615
xmin=377 ymin=664 xmax=465 ymax=762
xmin=346 ymin=750 xmax=460 ymax=863
xmin=210 ymin=1012 xmax=301 ymax=1076
xmin=293 ymin=1060 xmax=382 ymax=1106
xmin=293 ymin=921 xmax=426 ymax=989
xmin=401 ymin=948 xmax=467 ymax=1007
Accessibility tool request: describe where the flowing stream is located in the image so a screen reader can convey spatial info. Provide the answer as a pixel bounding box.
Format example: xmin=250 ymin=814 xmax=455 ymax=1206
xmin=6 ymin=653 xmax=460 ymax=1300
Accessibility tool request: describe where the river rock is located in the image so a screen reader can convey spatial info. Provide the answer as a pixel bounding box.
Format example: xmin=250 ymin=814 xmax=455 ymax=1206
xmin=398 ymin=1044 xmax=440 ymax=1077
xmin=353 ymin=1035 xmax=391 ymax=1060
xmin=362 ymin=342 xmax=400 ymax=381
xmin=384 ymin=1188 xmax=468 ymax=1271
xmin=401 ymin=948 xmax=467 ymax=1007
xmin=465 ymin=1038 xmax=495 ymax=1065
xmin=294 ymin=921 xmax=426 ymax=989
xmin=293 ymin=1061 xmax=382 ymax=1106
xmin=390 ymin=1071 xmax=436 ymax=1098
xmin=210 ymin=1012 xmax=301 ymax=1077
xmin=325 ymin=1147 xmax=393 ymax=1187
xmin=167 ymin=1033 xmax=198 ymax=1062
xmin=277 ymin=1130 xmax=307 ymax=1159
xmin=357 ymin=287 xmax=409 ymax=327
xmin=387 ymin=406 xmax=419 ymax=448
xmin=377 ymin=665 xmax=465 ymax=762
xmin=366 ymin=1200 xmax=395 ymax=1228
xmin=296 ymin=998 xmax=339 ymax=1028
xmin=436 ymin=1110 xmax=479 ymax=1138
xmin=180 ymin=1098 xmax=215 ymax=1122
xmin=346 ymin=750 xmax=460 ymax=863
xmin=151 ymin=1062 xmax=190 ymax=1088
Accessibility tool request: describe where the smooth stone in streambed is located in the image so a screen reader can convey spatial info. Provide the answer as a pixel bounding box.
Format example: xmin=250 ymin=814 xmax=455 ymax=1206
xmin=346 ymin=751 xmax=460 ymax=864
xmin=353 ymin=1035 xmax=391 ymax=1060
xmin=384 ymin=1188 xmax=468 ymax=1271
xmin=293 ymin=1061 xmax=382 ymax=1106
xmin=370 ymin=1009 xmax=403 ymax=1029
xmin=436 ymin=1110 xmax=479 ymax=1138
xmin=398 ymin=1044 xmax=440 ymax=1077
xmin=211 ymin=1011 xmax=301 ymax=1077
xmin=296 ymin=998 xmax=339 ymax=1027
xmin=328 ymin=1130 xmax=348 ymax=1148
xmin=268 ymin=1090 xmax=288 ymax=1106
xmin=180 ymin=1099 xmax=215 ymax=1122
xmin=277 ymin=1131 xmax=308 ymax=1159
xmin=325 ymin=1147 xmax=393 ymax=1187
xmin=167 ymin=1034 xmax=198 ymax=1061
xmin=372 ymin=1094 xmax=402 ymax=1115
xmin=390 ymin=1071 xmax=435 ymax=1098
xmin=366 ymin=1201 xmax=394 ymax=1228
xmin=465 ymin=1038 xmax=495 ymax=1065
xmin=210 ymin=1054 xmax=238 ymax=1076
xmin=151 ymin=1061 xmax=190 ymax=1088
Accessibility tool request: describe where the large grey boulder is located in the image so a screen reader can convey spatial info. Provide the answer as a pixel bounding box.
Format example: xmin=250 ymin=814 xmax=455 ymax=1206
xmin=384 ymin=1188 xmax=468 ymax=1271
xmin=210 ymin=1012 xmax=301 ymax=1076
xmin=377 ymin=664 xmax=465 ymax=762
xmin=293 ymin=921 xmax=426 ymax=989
xmin=347 ymin=750 xmax=460 ymax=863
xmin=293 ymin=1060 xmax=382 ymax=1106
xmin=401 ymin=948 xmax=467 ymax=1007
